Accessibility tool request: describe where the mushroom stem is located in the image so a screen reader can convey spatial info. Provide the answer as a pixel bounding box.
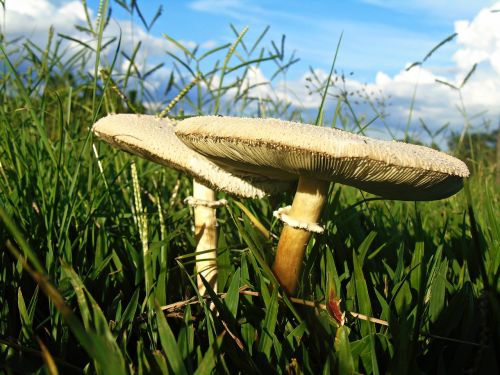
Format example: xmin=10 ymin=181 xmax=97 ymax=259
xmin=273 ymin=176 xmax=329 ymax=295
xmin=193 ymin=180 xmax=218 ymax=295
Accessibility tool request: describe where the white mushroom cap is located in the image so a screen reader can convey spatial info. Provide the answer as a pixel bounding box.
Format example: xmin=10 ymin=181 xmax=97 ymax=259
xmin=175 ymin=116 xmax=470 ymax=201
xmin=92 ymin=114 xmax=291 ymax=198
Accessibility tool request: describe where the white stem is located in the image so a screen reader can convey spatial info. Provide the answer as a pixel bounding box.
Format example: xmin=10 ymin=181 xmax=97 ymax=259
xmin=193 ymin=179 xmax=218 ymax=295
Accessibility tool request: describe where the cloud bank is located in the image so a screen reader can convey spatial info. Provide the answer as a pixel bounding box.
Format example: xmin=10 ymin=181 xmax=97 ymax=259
xmin=359 ymin=0 xmax=497 ymax=21
xmin=3 ymin=0 xmax=500 ymax=144
xmin=238 ymin=2 xmax=500 ymax=142
xmin=3 ymin=0 xmax=87 ymax=40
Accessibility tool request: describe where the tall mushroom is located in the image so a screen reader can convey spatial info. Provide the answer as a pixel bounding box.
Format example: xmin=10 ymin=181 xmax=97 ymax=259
xmin=175 ymin=116 xmax=470 ymax=295
xmin=92 ymin=114 xmax=290 ymax=296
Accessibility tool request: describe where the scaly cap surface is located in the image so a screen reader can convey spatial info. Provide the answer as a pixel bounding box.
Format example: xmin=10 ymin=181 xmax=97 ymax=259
xmin=175 ymin=116 xmax=470 ymax=200
xmin=92 ymin=114 xmax=291 ymax=198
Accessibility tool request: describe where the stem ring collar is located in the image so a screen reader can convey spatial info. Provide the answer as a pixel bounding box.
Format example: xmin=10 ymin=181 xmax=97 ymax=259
xmin=184 ymin=196 xmax=228 ymax=208
xmin=273 ymin=206 xmax=324 ymax=234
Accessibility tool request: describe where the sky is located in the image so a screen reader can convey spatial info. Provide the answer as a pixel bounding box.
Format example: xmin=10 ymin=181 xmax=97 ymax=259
xmin=2 ymin=0 xmax=500 ymax=143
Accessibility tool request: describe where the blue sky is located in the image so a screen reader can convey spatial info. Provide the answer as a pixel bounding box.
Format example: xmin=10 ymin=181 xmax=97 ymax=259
xmin=83 ymin=0 xmax=495 ymax=81
xmin=4 ymin=1 xmax=500 ymax=142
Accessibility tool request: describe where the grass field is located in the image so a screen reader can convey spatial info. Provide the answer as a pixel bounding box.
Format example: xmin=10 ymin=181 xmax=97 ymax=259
xmin=1 ymin=2 xmax=499 ymax=374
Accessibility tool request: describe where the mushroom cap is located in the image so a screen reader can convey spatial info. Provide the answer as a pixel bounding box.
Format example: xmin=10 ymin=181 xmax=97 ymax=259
xmin=92 ymin=114 xmax=291 ymax=198
xmin=175 ymin=116 xmax=470 ymax=201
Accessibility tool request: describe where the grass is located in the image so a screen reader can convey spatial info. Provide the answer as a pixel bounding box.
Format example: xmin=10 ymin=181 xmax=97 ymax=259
xmin=1 ymin=1 xmax=499 ymax=374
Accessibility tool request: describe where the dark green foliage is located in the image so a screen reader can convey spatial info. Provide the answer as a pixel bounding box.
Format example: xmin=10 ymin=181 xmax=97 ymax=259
xmin=448 ymin=127 xmax=498 ymax=166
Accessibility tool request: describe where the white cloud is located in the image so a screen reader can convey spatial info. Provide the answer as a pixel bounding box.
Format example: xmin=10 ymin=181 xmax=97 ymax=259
xmin=3 ymin=0 xmax=87 ymax=39
xmin=4 ymin=1 xmax=215 ymax=59
xmin=189 ymin=0 xmax=264 ymax=21
xmin=238 ymin=2 xmax=500 ymax=143
xmin=453 ymin=6 xmax=500 ymax=74
xmin=2 ymin=0 xmax=214 ymax=101
xmin=359 ymin=0 xmax=498 ymax=21
xmin=200 ymin=40 xmax=218 ymax=50
xmin=188 ymin=0 xmax=311 ymax=26
xmin=103 ymin=20 xmax=176 ymax=59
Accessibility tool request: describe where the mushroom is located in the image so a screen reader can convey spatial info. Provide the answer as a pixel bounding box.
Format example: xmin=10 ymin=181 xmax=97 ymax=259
xmin=92 ymin=114 xmax=290 ymax=296
xmin=175 ymin=116 xmax=470 ymax=295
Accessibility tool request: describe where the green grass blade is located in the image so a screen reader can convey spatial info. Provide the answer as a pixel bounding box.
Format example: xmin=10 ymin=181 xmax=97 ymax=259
xmin=193 ymin=334 xmax=224 ymax=375
xmin=257 ymin=287 xmax=278 ymax=360
xmin=6 ymin=243 xmax=126 ymax=375
xmin=315 ymin=32 xmax=343 ymax=125
xmin=334 ymin=326 xmax=355 ymax=374
xmin=155 ymin=303 xmax=188 ymax=375
xmin=213 ymin=26 xmax=249 ymax=114
xmin=225 ymin=268 xmax=241 ymax=318
xmin=0 ymin=44 xmax=56 ymax=165
xmin=352 ymin=252 xmax=373 ymax=336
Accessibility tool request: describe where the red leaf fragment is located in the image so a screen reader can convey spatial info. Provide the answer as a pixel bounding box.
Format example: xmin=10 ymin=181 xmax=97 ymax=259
xmin=327 ymin=290 xmax=345 ymax=326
